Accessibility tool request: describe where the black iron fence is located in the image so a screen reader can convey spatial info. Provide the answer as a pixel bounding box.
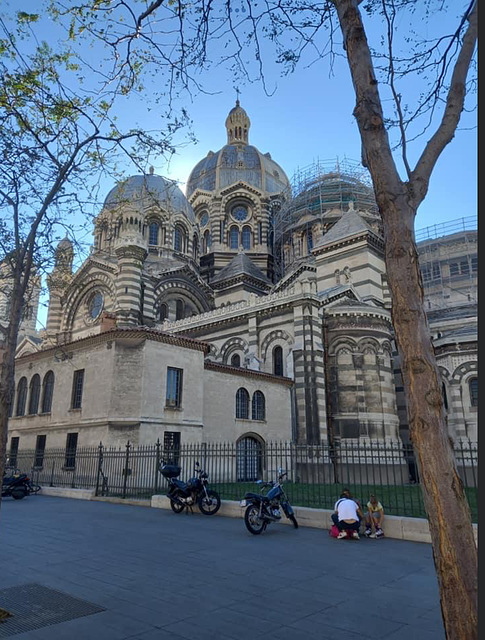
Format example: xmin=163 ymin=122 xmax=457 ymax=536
xmin=6 ymin=439 xmax=478 ymax=521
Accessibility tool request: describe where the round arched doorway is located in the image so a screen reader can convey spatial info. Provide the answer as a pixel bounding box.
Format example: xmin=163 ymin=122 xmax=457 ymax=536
xmin=236 ymin=435 xmax=264 ymax=482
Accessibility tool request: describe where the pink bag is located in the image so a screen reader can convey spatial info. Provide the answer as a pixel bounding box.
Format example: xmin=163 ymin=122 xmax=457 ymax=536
xmin=329 ymin=524 xmax=340 ymax=538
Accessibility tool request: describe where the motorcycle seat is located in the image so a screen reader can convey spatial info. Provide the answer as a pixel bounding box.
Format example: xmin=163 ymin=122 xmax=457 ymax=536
xmin=244 ymin=492 xmax=269 ymax=501
xmin=172 ymin=479 xmax=189 ymax=491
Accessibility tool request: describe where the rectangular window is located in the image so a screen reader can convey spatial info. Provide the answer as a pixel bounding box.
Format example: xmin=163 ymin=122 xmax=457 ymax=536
xmin=449 ymin=262 xmax=459 ymax=276
xmin=432 ymin=263 xmax=441 ymax=279
xmin=471 ymin=255 xmax=478 ymax=272
xmin=65 ymin=432 xmax=78 ymax=469
xmin=163 ymin=431 xmax=181 ymax=465
xmin=460 ymin=260 xmax=469 ymax=275
xmin=34 ymin=435 xmax=46 ymax=468
xmin=166 ymin=367 xmax=183 ymax=408
xmin=71 ymin=369 xmax=85 ymax=409
xmin=8 ymin=437 xmax=19 ymax=468
xmin=421 ymin=265 xmax=431 ymax=282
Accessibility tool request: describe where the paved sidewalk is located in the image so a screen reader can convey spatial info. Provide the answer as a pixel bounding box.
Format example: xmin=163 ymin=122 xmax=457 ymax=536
xmin=0 ymin=496 xmax=444 ymax=639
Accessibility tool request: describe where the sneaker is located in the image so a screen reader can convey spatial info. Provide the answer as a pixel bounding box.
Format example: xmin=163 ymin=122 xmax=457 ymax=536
xmin=369 ymin=532 xmax=376 ymax=538
xmin=352 ymin=531 xmax=360 ymax=539
xmin=364 ymin=528 xmax=372 ymax=537
xmin=376 ymin=529 xmax=384 ymax=538
xmin=337 ymin=530 xmax=347 ymax=539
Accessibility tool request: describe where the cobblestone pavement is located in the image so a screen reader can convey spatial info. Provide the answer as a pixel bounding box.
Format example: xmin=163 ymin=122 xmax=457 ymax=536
xmin=0 ymin=496 xmax=445 ymax=639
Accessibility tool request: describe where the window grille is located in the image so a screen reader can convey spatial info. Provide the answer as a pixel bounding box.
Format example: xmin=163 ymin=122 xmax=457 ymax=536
xmin=65 ymin=433 xmax=78 ymax=469
xmin=34 ymin=435 xmax=47 ymax=468
xmin=163 ymin=431 xmax=181 ymax=465
xmin=235 ymin=388 xmax=249 ymax=419
xmin=166 ymin=367 xmax=183 ymax=408
xmin=469 ymin=378 xmax=478 ymax=407
xmin=174 ymin=226 xmax=185 ymax=252
xmin=16 ymin=377 xmax=27 ymax=416
xmin=41 ymin=371 xmax=54 ymax=413
xmin=252 ymin=391 xmax=266 ymax=421
xmin=71 ymin=370 xmax=85 ymax=409
xmin=307 ymin=230 xmax=313 ymax=253
xmin=230 ymin=226 xmax=239 ymax=249
xmin=28 ymin=374 xmax=41 ymax=415
xmin=273 ymin=346 xmax=284 ymax=376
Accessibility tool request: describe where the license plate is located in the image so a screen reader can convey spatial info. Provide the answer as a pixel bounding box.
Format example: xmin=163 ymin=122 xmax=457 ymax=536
xmin=239 ymin=499 xmax=247 ymax=507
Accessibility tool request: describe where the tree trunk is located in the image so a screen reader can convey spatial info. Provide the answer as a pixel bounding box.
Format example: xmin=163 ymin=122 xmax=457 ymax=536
xmin=0 ymin=273 xmax=25 ymax=520
xmin=334 ymin=2 xmax=477 ymax=638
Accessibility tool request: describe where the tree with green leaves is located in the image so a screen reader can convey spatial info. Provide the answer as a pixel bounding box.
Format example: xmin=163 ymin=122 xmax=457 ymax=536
xmin=0 ymin=7 xmax=191 ymax=520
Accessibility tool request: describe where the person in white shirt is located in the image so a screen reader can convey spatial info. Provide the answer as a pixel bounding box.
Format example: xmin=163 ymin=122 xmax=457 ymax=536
xmin=332 ymin=492 xmax=364 ymax=539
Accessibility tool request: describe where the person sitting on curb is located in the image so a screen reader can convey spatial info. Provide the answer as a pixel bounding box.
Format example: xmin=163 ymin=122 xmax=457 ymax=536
xmin=332 ymin=492 xmax=364 ymax=539
xmin=364 ymin=494 xmax=385 ymax=538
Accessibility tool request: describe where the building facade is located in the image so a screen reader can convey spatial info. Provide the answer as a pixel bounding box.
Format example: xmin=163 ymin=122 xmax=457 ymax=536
xmin=6 ymin=102 xmax=477 ymax=465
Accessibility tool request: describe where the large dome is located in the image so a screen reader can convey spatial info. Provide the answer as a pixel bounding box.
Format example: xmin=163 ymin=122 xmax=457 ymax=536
xmin=104 ymin=173 xmax=195 ymax=222
xmin=186 ymin=145 xmax=290 ymax=197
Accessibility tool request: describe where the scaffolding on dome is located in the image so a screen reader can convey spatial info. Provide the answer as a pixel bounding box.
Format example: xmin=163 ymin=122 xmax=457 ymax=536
xmin=271 ymin=157 xmax=379 ymax=280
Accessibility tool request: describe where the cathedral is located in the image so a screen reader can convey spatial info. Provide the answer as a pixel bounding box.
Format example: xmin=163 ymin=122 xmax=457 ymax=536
xmin=5 ymin=101 xmax=477 ymax=458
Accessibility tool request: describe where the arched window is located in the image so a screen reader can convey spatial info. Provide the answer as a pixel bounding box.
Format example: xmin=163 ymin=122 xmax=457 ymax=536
xmin=149 ymin=222 xmax=159 ymax=245
xmin=16 ymin=377 xmax=27 ymax=417
xmin=230 ymin=226 xmax=239 ymax=249
xmin=174 ymin=225 xmax=186 ymax=252
xmin=41 ymin=371 xmax=55 ymax=413
xmin=236 ymin=436 xmax=263 ymax=481
xmin=204 ymin=230 xmax=211 ymax=254
xmin=273 ymin=345 xmax=284 ymax=376
xmin=242 ymin=226 xmax=252 ymax=250
xmin=28 ymin=374 xmax=41 ymax=415
xmin=469 ymin=377 xmax=478 ymax=407
xmin=236 ymin=388 xmax=249 ymax=419
xmin=159 ymin=303 xmax=168 ymax=322
xmin=175 ymin=299 xmax=184 ymax=320
xmin=231 ymin=354 xmax=241 ymax=367
xmin=252 ymin=391 xmax=265 ymax=421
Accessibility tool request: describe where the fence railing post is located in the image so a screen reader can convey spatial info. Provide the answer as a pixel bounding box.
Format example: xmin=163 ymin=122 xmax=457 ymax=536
xmin=154 ymin=439 xmax=161 ymax=495
xmin=122 ymin=441 xmax=131 ymax=499
xmin=95 ymin=442 xmax=104 ymax=497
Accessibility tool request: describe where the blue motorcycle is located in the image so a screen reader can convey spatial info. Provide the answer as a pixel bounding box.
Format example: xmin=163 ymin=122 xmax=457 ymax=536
xmin=240 ymin=468 xmax=298 ymax=534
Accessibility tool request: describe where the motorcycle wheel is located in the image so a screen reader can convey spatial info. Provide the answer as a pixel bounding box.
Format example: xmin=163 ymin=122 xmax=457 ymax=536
xmin=169 ymin=492 xmax=185 ymax=513
xmin=289 ymin=514 xmax=299 ymax=529
xmin=244 ymin=504 xmax=266 ymax=535
xmin=198 ymin=490 xmax=221 ymax=516
xmin=11 ymin=488 xmax=27 ymax=500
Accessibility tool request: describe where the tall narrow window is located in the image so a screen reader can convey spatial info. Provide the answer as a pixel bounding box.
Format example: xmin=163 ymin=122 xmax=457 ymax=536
xmin=442 ymin=383 xmax=448 ymax=411
xmin=71 ymin=369 xmax=85 ymax=409
xmin=8 ymin=437 xmax=19 ymax=468
xmin=469 ymin=378 xmax=478 ymax=407
xmin=273 ymin=346 xmax=284 ymax=376
xmin=34 ymin=435 xmax=47 ymax=468
xmin=16 ymin=377 xmax=27 ymax=417
xmin=193 ymin=234 xmax=199 ymax=259
xmin=149 ymin=222 xmax=159 ymax=245
xmin=236 ymin=388 xmax=249 ymax=419
xmin=230 ymin=226 xmax=239 ymax=249
xmin=41 ymin=371 xmax=54 ymax=413
xmin=28 ymin=374 xmax=41 ymax=415
xmin=175 ymin=299 xmax=184 ymax=320
xmin=174 ymin=225 xmax=186 ymax=252
xmin=166 ymin=367 xmax=183 ymax=408
xmin=65 ymin=432 xmax=78 ymax=469
xmin=204 ymin=230 xmax=211 ymax=254
xmin=159 ymin=303 xmax=168 ymax=322
xmin=252 ymin=391 xmax=266 ymax=421
xmin=307 ymin=229 xmax=313 ymax=253
xmin=163 ymin=431 xmax=181 ymax=465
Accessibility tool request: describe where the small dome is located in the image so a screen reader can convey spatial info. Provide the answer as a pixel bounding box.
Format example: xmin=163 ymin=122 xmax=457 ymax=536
xmin=104 ymin=174 xmax=195 ymax=222
xmin=225 ymin=99 xmax=251 ymax=145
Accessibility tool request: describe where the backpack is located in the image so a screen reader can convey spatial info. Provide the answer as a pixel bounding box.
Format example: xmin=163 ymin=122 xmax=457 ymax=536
xmin=329 ymin=524 xmax=340 ymax=538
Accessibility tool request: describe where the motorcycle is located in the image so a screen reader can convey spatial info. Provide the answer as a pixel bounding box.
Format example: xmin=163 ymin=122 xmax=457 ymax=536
xmin=160 ymin=460 xmax=221 ymax=515
xmin=239 ymin=468 xmax=298 ymax=535
xmin=2 ymin=470 xmax=40 ymax=500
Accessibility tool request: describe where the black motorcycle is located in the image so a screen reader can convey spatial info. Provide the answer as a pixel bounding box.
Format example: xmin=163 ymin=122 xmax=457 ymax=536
xmin=160 ymin=461 xmax=221 ymax=515
xmin=240 ymin=468 xmax=298 ymax=534
xmin=2 ymin=470 xmax=40 ymax=500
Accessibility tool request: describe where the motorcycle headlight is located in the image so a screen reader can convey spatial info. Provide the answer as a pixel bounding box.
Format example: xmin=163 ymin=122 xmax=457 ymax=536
xmin=239 ymin=499 xmax=247 ymax=507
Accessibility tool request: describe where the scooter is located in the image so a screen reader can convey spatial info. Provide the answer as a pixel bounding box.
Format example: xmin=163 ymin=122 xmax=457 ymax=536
xmin=240 ymin=468 xmax=298 ymax=535
xmin=1 ymin=470 xmax=37 ymax=500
